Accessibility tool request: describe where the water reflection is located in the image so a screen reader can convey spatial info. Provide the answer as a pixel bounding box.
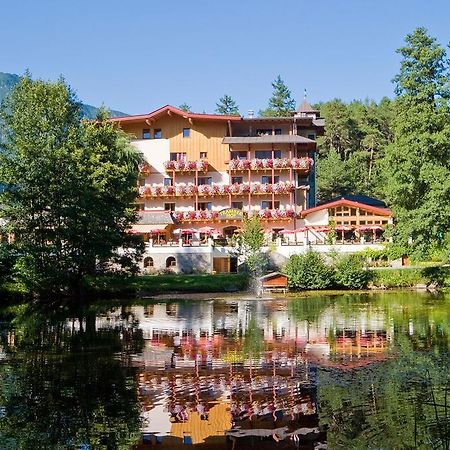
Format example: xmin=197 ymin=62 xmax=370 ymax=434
xmin=0 ymin=292 xmax=449 ymax=449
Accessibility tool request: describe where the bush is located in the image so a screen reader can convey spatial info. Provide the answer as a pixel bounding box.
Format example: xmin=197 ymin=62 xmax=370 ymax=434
xmin=333 ymin=254 xmax=370 ymax=289
xmin=284 ymin=251 xmax=334 ymax=290
xmin=370 ymin=268 xmax=426 ymax=288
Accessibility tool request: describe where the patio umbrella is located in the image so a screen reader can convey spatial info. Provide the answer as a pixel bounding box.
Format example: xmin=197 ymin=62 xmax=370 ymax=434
xmin=173 ymin=228 xmax=196 ymax=234
xmin=335 ymin=225 xmax=352 ymax=231
xmin=312 ymin=226 xmax=329 ymax=232
xmin=149 ymin=228 xmax=166 ymax=234
xmin=198 ymin=226 xmax=216 ymax=234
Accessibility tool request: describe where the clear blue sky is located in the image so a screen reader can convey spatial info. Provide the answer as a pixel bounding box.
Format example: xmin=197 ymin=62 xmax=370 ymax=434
xmin=1 ymin=0 xmax=450 ymax=115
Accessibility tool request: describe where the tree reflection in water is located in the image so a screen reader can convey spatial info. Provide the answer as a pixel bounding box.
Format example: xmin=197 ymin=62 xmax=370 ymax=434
xmin=0 ymin=304 xmax=142 ymax=449
xmin=0 ymin=292 xmax=448 ymax=449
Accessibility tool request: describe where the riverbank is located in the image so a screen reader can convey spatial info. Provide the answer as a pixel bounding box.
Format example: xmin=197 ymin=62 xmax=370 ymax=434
xmin=83 ymin=273 xmax=249 ymax=298
xmin=1 ymin=266 xmax=449 ymax=301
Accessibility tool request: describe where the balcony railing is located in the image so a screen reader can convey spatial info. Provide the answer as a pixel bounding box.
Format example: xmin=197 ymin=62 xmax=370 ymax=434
xmin=163 ymin=160 xmax=209 ymax=172
xmin=139 ymin=182 xmax=296 ymax=198
xmin=172 ymin=209 xmax=295 ymax=222
xmin=229 ymin=157 xmax=313 ymax=171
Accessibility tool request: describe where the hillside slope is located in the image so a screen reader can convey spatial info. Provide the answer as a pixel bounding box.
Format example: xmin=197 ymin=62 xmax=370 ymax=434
xmin=0 ymin=72 xmax=127 ymax=119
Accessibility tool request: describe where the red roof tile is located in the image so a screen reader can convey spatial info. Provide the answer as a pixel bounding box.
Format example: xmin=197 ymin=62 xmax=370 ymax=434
xmin=110 ymin=105 xmax=241 ymax=123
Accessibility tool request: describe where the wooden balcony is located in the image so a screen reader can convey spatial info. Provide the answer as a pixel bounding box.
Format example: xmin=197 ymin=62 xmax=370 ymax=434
xmin=139 ymin=182 xmax=296 ymax=198
xmin=228 ymin=157 xmax=313 ymax=172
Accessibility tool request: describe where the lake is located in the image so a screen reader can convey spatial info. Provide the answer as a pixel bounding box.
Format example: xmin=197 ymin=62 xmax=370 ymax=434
xmin=0 ymin=292 xmax=449 ymax=449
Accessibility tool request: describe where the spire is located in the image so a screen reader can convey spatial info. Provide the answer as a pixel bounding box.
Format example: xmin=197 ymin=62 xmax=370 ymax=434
xmin=297 ymin=88 xmax=319 ymax=117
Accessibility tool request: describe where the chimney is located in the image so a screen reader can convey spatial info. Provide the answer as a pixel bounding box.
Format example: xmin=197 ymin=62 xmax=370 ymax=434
xmin=247 ymin=110 xmax=254 ymax=119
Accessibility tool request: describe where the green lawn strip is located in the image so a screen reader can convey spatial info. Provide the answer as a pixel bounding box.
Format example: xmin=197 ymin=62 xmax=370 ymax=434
xmin=84 ymin=273 xmax=249 ymax=296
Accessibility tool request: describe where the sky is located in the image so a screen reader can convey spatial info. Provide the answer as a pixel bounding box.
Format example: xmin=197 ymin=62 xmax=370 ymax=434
xmin=1 ymin=0 xmax=450 ymax=115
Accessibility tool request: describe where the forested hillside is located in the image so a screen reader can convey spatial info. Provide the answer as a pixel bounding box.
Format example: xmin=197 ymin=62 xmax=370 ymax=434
xmin=315 ymin=98 xmax=394 ymax=202
xmin=0 ymin=72 xmax=127 ymax=119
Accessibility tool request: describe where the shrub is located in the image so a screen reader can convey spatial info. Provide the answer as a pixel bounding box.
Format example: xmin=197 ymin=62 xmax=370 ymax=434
xmin=284 ymin=251 xmax=334 ymax=290
xmin=333 ymin=254 xmax=370 ymax=289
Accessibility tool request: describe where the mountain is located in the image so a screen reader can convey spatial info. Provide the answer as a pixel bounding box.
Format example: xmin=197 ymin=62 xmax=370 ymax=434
xmin=0 ymin=72 xmax=127 ymax=119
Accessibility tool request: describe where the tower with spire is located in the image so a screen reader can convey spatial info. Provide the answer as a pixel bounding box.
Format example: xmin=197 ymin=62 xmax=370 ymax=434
xmin=294 ymin=89 xmax=319 ymax=119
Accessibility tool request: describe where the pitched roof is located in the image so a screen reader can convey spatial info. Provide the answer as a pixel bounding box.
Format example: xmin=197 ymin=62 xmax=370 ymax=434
xmin=297 ymin=99 xmax=318 ymax=114
xmin=259 ymin=272 xmax=288 ymax=281
xmin=327 ymin=194 xmax=387 ymax=208
xmin=301 ymin=198 xmax=392 ymax=217
xmin=110 ymin=105 xmax=241 ymax=124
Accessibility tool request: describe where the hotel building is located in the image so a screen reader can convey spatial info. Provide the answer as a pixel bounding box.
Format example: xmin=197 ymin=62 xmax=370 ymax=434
xmin=112 ymin=102 xmax=392 ymax=273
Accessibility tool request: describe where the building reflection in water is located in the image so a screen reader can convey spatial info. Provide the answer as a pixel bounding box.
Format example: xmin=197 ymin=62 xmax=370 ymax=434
xmin=77 ymin=299 xmax=391 ymax=448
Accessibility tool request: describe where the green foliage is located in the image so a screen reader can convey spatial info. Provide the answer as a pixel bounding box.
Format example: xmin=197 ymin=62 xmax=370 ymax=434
xmin=284 ymin=251 xmax=334 ymax=290
xmin=178 ymin=102 xmax=192 ymax=112
xmin=215 ymin=94 xmax=239 ymax=115
xmin=370 ymin=268 xmax=428 ymax=288
xmin=241 ymin=216 xmax=264 ymax=252
xmin=259 ymin=75 xmax=296 ymax=117
xmin=316 ymin=98 xmax=393 ymax=201
xmin=333 ymin=254 xmax=370 ymax=289
xmin=381 ymin=27 xmax=450 ymax=259
xmin=0 ymin=76 xmax=143 ymax=296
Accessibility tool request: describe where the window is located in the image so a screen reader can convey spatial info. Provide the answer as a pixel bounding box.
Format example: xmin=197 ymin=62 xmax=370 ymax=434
xmin=166 ymin=256 xmax=176 ymax=268
xmin=255 ymin=150 xmax=272 ymax=159
xmin=138 ymin=177 xmax=146 ymax=186
xmin=261 ymin=175 xmax=279 ymax=184
xmin=256 ymin=129 xmax=272 ymax=136
xmin=164 ymin=203 xmax=175 ymax=211
xmin=273 ymin=150 xmax=282 ymax=159
xmin=275 ymin=129 xmax=282 ymax=135
xmin=198 ymin=202 xmax=212 ymax=211
xmin=231 ymin=151 xmax=247 ymax=160
xmin=170 ymin=152 xmax=187 ymax=161
xmin=144 ymin=257 xmax=154 ymax=268
xmin=231 ymin=176 xmax=243 ymax=184
xmin=183 ymin=128 xmax=190 ymax=138
xmin=307 ymin=133 xmax=316 ymax=140
xmin=163 ymin=177 xmax=173 ymax=186
xmin=232 ymin=201 xmax=243 ymax=209
xmin=154 ymin=129 xmax=162 ymax=139
xmin=142 ymin=129 xmax=151 ymax=139
xmin=198 ymin=177 xmax=212 ymax=186
xmin=200 ymin=151 xmax=207 ymax=159
xmin=261 ymin=201 xmax=280 ymax=209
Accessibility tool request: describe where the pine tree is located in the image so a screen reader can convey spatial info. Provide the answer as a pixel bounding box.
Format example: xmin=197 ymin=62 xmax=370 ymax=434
xmin=259 ymin=75 xmax=296 ymax=117
xmin=382 ymin=27 xmax=450 ymax=257
xmin=215 ymin=95 xmax=239 ymax=115
xmin=178 ymin=103 xmax=191 ymax=112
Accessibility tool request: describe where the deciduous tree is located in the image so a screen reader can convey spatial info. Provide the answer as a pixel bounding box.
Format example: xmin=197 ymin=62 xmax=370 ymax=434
xmin=0 ymin=75 xmax=143 ymax=296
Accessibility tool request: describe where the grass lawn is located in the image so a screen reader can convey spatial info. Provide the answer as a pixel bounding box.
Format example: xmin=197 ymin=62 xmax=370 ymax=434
xmin=85 ymin=273 xmax=249 ymax=296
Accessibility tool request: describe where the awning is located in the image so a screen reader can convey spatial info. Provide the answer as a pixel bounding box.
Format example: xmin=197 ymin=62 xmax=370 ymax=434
xmin=136 ymin=211 xmax=174 ymax=225
xmin=130 ymin=225 xmax=168 ymax=233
